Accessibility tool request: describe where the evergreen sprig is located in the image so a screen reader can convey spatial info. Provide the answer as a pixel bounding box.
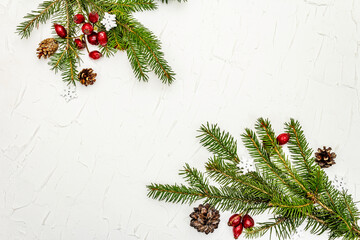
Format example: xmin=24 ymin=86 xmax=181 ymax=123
xmin=17 ymin=0 xmax=182 ymax=85
xmin=161 ymin=0 xmax=186 ymax=3
xmin=147 ymin=118 xmax=360 ymax=239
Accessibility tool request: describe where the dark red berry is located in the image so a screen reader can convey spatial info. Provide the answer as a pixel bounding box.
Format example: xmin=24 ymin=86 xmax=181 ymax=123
xmin=228 ymin=214 xmax=242 ymax=227
xmin=233 ymin=223 xmax=243 ymax=239
xmin=242 ymin=214 xmax=254 ymax=228
xmin=73 ymin=14 xmax=85 ymax=24
xmin=82 ymin=23 xmax=93 ymax=35
xmin=89 ymin=50 xmax=102 ymax=60
xmin=97 ymin=31 xmax=108 ymax=46
xmin=87 ymin=32 xmax=99 ymax=45
xmin=74 ymin=39 xmax=86 ymax=49
xmin=277 ymin=133 xmax=290 ymax=145
xmin=89 ymin=12 xmax=99 ymax=23
xmin=54 ymin=24 xmax=67 ymax=38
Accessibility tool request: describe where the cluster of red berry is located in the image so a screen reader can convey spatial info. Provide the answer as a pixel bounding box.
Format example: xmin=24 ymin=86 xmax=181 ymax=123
xmin=54 ymin=11 xmax=108 ymax=60
xmin=228 ymin=214 xmax=254 ymax=239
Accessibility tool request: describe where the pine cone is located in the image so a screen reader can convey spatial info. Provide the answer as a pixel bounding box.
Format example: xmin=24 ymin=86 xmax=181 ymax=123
xmin=315 ymin=146 xmax=336 ymax=168
xmin=189 ymin=203 xmax=220 ymax=234
xmin=79 ymin=68 xmax=97 ymax=86
xmin=37 ymin=38 xmax=58 ymax=59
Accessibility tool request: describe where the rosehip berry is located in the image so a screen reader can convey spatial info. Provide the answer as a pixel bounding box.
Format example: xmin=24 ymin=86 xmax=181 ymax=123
xmin=228 ymin=214 xmax=242 ymax=227
xmin=277 ymin=133 xmax=290 ymax=145
xmin=233 ymin=223 xmax=243 ymax=239
xmin=242 ymin=214 xmax=255 ymax=228
xmin=73 ymin=14 xmax=85 ymax=24
xmin=89 ymin=50 xmax=102 ymax=60
xmin=82 ymin=23 xmax=93 ymax=35
xmin=97 ymin=31 xmax=108 ymax=46
xmin=54 ymin=24 xmax=67 ymax=38
xmin=87 ymin=32 xmax=99 ymax=45
xmin=89 ymin=12 xmax=99 ymax=23
xmin=74 ymin=39 xmax=86 ymax=49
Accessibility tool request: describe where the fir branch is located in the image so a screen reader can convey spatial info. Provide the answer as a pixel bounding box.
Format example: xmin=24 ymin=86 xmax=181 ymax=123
xmin=241 ymin=128 xmax=293 ymax=192
xmin=49 ymin=0 xmax=80 ymax=83
xmin=16 ymin=0 xmax=62 ymax=39
xmin=245 ymin=217 xmax=300 ymax=239
xmin=285 ymin=119 xmax=316 ymax=177
xmin=147 ymin=118 xmax=360 ymax=239
xmin=147 ymin=184 xmax=205 ymax=204
xmin=75 ymin=0 xmax=82 ymax=10
xmin=85 ymin=0 xmax=157 ymax=15
xmin=118 ymin=16 xmax=175 ymax=84
xmin=255 ymin=118 xmax=309 ymax=194
xmin=342 ymin=191 xmax=360 ymax=224
xmin=18 ymin=0 xmax=182 ymax=85
xmin=305 ymin=213 xmax=329 ymax=236
xmin=85 ymin=0 xmax=175 ymax=83
xmin=109 ymin=0 xmax=157 ymax=13
xmin=180 ymin=163 xmax=211 ymax=195
xmin=125 ymin=32 xmax=150 ymax=81
xmin=205 ymin=156 xmax=271 ymax=198
xmin=269 ymin=197 xmax=313 ymax=219
xmin=209 ymin=185 xmax=270 ymax=214
xmin=147 ymin=183 xmax=268 ymax=212
xmin=160 ymin=0 xmax=186 ymax=3
xmin=198 ymin=123 xmax=239 ymax=163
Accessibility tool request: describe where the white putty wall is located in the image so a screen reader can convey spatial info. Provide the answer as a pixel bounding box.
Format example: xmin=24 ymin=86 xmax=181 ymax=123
xmin=1 ymin=0 xmax=360 ymax=239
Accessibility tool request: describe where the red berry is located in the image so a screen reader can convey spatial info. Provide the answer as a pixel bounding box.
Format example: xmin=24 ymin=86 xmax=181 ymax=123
xmin=89 ymin=50 xmax=102 ymax=60
xmin=233 ymin=223 xmax=243 ymax=239
xmin=97 ymin=32 xmax=108 ymax=46
xmin=82 ymin=23 xmax=93 ymax=35
xmin=277 ymin=133 xmax=290 ymax=145
xmin=74 ymin=39 xmax=86 ymax=49
xmin=87 ymin=32 xmax=99 ymax=45
xmin=242 ymin=214 xmax=254 ymax=228
xmin=73 ymin=14 xmax=85 ymax=24
xmin=54 ymin=24 xmax=67 ymax=38
xmin=89 ymin=12 xmax=99 ymax=23
xmin=97 ymin=31 xmax=108 ymax=46
xmin=228 ymin=214 xmax=242 ymax=227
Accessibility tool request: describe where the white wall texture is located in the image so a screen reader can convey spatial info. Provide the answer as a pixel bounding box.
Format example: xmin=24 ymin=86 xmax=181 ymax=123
xmin=1 ymin=0 xmax=360 ymax=239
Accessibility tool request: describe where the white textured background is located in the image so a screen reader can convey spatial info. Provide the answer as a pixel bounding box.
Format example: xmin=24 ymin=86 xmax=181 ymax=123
xmin=1 ymin=0 xmax=360 ymax=239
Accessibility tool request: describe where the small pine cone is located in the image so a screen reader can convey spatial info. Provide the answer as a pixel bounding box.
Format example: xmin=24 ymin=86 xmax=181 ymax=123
xmin=37 ymin=38 xmax=58 ymax=59
xmin=315 ymin=146 xmax=336 ymax=168
xmin=79 ymin=68 xmax=97 ymax=86
xmin=189 ymin=203 xmax=220 ymax=234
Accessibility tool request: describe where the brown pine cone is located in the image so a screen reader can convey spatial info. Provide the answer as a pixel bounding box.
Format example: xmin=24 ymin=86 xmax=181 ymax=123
xmin=189 ymin=203 xmax=220 ymax=234
xmin=79 ymin=68 xmax=97 ymax=86
xmin=315 ymin=146 xmax=336 ymax=168
xmin=37 ymin=38 xmax=58 ymax=59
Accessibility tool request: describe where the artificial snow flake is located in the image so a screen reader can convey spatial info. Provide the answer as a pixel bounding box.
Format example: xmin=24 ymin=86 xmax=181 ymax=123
xmin=291 ymin=229 xmax=304 ymax=240
xmin=101 ymin=12 xmax=117 ymax=31
xmin=61 ymin=84 xmax=78 ymax=102
xmin=237 ymin=156 xmax=255 ymax=173
xmin=333 ymin=175 xmax=347 ymax=191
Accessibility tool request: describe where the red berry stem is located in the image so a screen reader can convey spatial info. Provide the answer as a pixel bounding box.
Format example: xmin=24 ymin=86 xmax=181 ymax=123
xmin=65 ymin=35 xmax=83 ymax=39
xmin=83 ymin=34 xmax=90 ymax=54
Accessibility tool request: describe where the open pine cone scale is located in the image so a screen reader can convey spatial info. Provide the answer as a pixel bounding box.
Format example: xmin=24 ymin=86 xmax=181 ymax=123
xmin=315 ymin=146 xmax=336 ymax=168
xmin=190 ymin=203 xmax=220 ymax=234
xmin=37 ymin=38 xmax=58 ymax=59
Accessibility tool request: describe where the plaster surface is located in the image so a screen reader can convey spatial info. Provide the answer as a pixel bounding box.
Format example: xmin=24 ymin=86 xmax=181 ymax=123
xmin=1 ymin=0 xmax=360 ymax=239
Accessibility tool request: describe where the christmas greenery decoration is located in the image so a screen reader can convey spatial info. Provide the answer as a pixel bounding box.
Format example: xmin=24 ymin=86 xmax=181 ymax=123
xmin=147 ymin=118 xmax=360 ymax=239
xmin=17 ymin=0 xmax=185 ymax=85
